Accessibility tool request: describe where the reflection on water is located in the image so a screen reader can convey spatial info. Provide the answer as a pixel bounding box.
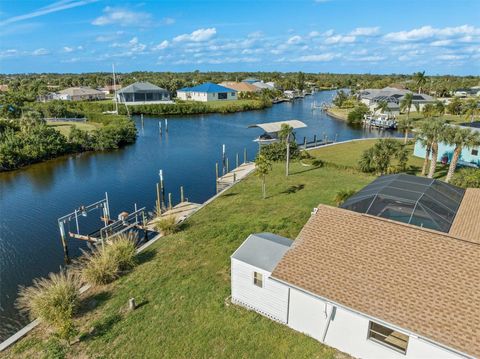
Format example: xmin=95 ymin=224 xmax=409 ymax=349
xmin=0 ymin=91 xmax=398 ymax=340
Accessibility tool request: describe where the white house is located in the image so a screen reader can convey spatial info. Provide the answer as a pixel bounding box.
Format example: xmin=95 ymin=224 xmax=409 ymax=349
xmin=231 ymin=176 xmax=479 ymax=359
xmin=176 ymin=82 xmax=237 ymax=102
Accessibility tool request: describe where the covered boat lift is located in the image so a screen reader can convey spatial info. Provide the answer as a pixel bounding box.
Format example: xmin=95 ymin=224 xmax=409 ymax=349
xmin=248 ymin=120 xmax=307 ymax=144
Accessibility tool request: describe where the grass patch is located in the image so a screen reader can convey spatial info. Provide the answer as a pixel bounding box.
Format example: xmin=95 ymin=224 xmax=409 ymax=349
xmin=325 ymin=107 xmax=350 ymax=121
xmin=47 ymin=121 xmax=100 ymax=136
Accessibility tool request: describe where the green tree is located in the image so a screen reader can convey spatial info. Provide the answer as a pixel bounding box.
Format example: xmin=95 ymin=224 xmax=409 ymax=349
xmin=444 ymin=127 xmax=480 ymax=183
xmin=413 ymin=71 xmax=427 ymax=94
xmin=358 ymin=139 xmax=407 ymax=175
xmin=374 ymin=100 xmax=389 ymax=114
xmin=278 ymin=124 xmax=294 ymax=176
xmin=426 ymin=119 xmax=447 ymax=178
xmin=255 ymin=154 xmax=272 ymax=199
xmin=397 ymin=117 xmax=414 ymax=144
xmin=334 ymin=189 xmax=356 ymax=206
xmin=434 ymin=100 xmax=445 ymax=115
xmin=464 ymin=98 xmax=479 ymax=123
xmin=400 ymin=93 xmax=413 ymax=120
xmin=447 ymin=97 xmax=463 ymax=115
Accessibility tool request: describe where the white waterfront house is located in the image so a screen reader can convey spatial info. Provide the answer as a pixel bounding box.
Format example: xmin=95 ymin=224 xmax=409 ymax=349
xmin=176 ymin=82 xmax=237 ymax=102
xmin=231 ymin=175 xmax=479 ymax=359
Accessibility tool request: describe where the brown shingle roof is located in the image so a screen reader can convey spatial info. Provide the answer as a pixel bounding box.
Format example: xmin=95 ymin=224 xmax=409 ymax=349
xmin=449 ymin=188 xmax=480 ymax=244
xmin=271 ymin=205 xmax=480 ymax=358
xmin=219 ymin=81 xmax=259 ymax=92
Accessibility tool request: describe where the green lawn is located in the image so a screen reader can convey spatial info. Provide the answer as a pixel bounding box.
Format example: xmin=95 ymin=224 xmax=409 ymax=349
xmin=6 ymin=139 xmax=448 ymax=358
xmin=7 ymin=158 xmax=373 ymax=359
xmin=397 ymin=112 xmax=468 ymax=125
xmin=47 ymin=121 xmax=100 ymax=136
xmin=325 ymin=107 xmax=350 ymax=121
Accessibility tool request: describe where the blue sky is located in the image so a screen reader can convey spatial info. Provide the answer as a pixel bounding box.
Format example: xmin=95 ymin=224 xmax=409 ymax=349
xmin=0 ymin=0 xmax=479 ymax=75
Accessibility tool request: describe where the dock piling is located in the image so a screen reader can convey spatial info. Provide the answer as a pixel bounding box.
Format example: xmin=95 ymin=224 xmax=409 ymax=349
xmin=222 ymin=144 xmax=226 ymax=175
xmin=226 ymin=157 xmax=229 ymax=173
xmin=159 ymin=170 xmax=165 ymax=209
xmin=303 ymin=136 xmax=307 ymax=149
xmin=244 ymin=148 xmax=247 ymax=163
xmin=335 ymin=133 xmax=338 ymax=142
xmin=180 ymin=186 xmax=184 ymax=203
xmin=156 ymin=183 xmax=161 ymax=215
xmin=168 ymin=193 xmax=172 ymax=210
xmin=236 ymin=153 xmax=239 ymax=168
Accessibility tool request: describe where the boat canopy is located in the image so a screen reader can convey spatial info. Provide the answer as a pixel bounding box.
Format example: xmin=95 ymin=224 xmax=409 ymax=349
xmin=248 ymin=120 xmax=307 ymax=133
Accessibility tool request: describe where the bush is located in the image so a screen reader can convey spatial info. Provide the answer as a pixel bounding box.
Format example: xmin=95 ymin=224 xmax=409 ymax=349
xmin=451 ymin=168 xmax=480 ymax=188
xmin=155 ymin=216 xmax=178 ymax=235
xmin=16 ymin=271 xmax=81 ymax=339
xmin=109 ymin=234 xmax=137 ymax=271
xmin=258 ymin=141 xmax=300 ymax=162
xmin=81 ymin=234 xmax=138 ymax=285
xmin=347 ymin=104 xmax=369 ymax=126
xmin=334 ymin=189 xmax=357 ymax=206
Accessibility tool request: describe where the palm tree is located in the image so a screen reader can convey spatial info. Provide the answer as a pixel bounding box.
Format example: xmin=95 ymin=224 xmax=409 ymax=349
xmin=398 ymin=117 xmax=414 ymax=144
xmin=464 ymin=98 xmax=479 ymax=123
xmin=334 ymin=189 xmax=356 ymax=206
xmin=255 ymin=154 xmax=272 ymax=199
xmin=416 ymin=121 xmax=435 ymax=176
xmin=374 ymin=100 xmax=389 ymax=114
xmin=427 ymin=119 xmax=447 ymax=178
xmin=413 ymin=71 xmax=427 ymax=94
xmin=400 ymin=93 xmax=413 ymax=119
xmin=444 ymin=127 xmax=480 ymax=183
xmin=278 ymin=124 xmax=294 ymax=176
xmin=434 ymin=100 xmax=445 ymax=116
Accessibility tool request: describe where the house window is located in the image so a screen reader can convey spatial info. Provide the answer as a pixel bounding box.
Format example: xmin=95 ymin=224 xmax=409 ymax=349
xmin=472 ymin=148 xmax=479 ymax=156
xmin=218 ymin=92 xmax=227 ymax=100
xmin=231 ymin=92 xmax=235 ymax=96
xmin=367 ymin=322 xmax=409 ymax=354
xmin=253 ymin=272 xmax=263 ymax=288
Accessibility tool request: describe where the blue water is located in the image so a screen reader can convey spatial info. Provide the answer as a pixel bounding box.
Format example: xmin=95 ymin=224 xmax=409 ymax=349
xmin=0 ymin=90 xmax=396 ymax=340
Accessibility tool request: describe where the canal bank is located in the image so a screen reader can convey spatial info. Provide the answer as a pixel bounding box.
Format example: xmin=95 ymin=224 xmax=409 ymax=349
xmin=0 ymin=90 xmax=399 ymax=340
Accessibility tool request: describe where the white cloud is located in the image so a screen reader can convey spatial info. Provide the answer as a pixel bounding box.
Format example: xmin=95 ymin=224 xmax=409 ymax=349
xmin=355 ymin=55 xmax=386 ymax=62
xmin=287 ymin=35 xmax=302 ymax=45
xmin=32 ymin=48 xmax=49 ymax=56
xmin=295 ymin=53 xmax=338 ymax=62
xmin=161 ymin=17 xmax=175 ymax=25
xmin=350 ymin=27 xmax=379 ymax=36
xmin=384 ymin=25 xmax=480 ymax=42
xmin=152 ymin=40 xmax=169 ymax=51
xmin=0 ymin=49 xmax=19 ymax=58
xmin=63 ymin=46 xmax=74 ymax=53
xmin=173 ymin=28 xmax=217 ymax=42
xmin=437 ymin=54 xmax=466 ymax=61
xmin=325 ymin=35 xmax=356 ymax=44
xmin=0 ymin=0 xmax=98 ymax=26
xmin=92 ymin=7 xmax=152 ymax=26
xmin=323 ymin=29 xmax=334 ymax=37
xmin=309 ymin=31 xmax=320 ymax=37
xmin=430 ymin=39 xmax=452 ymax=47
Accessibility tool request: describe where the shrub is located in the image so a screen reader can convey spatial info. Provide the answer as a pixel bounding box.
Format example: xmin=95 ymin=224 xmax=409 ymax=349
xmin=80 ymin=234 xmax=138 ymax=285
xmin=334 ymin=189 xmax=357 ymax=206
xmin=81 ymin=247 xmax=120 ymax=285
xmin=347 ymin=104 xmax=369 ymax=126
xmin=16 ymin=271 xmax=81 ymax=339
xmin=451 ymin=168 xmax=480 ymax=188
xmin=155 ymin=216 xmax=178 ymax=235
xmin=109 ymin=233 xmax=137 ymax=271
xmin=259 ymin=141 xmax=300 ymax=162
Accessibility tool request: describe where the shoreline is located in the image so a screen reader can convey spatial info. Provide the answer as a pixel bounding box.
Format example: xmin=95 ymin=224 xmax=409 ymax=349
xmin=325 ymin=107 xmax=349 ymax=121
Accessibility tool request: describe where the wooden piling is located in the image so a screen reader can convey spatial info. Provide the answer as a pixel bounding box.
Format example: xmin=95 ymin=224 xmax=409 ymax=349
xmin=233 ymin=172 xmax=236 ymax=183
xmin=226 ymin=157 xmax=229 ymax=173
xmin=180 ymin=186 xmax=184 ymax=203
xmin=215 ymin=162 xmax=219 ymax=180
xmin=244 ymin=148 xmax=247 ymax=163
xmin=303 ymin=136 xmax=307 ymax=148
xmin=236 ymin=153 xmax=239 ymax=168
xmin=168 ymin=193 xmax=172 ymax=210
xmin=156 ymin=182 xmax=161 ymax=215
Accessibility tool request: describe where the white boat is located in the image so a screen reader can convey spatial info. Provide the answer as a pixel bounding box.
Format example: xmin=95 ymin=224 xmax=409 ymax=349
xmin=363 ymin=114 xmax=397 ymax=130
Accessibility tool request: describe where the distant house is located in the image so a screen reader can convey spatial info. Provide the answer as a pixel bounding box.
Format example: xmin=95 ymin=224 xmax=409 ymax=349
xmin=219 ymin=81 xmax=260 ymax=93
xmin=116 ymin=82 xmax=171 ymax=104
xmin=177 ymin=82 xmax=237 ymax=102
xmin=0 ymin=84 xmax=9 ymax=92
xmin=56 ymin=87 xmax=106 ymax=101
xmin=454 ymin=87 xmax=480 ymax=97
xmin=231 ymin=174 xmax=480 ymax=359
xmin=251 ymin=81 xmax=275 ymax=90
xmin=358 ymin=87 xmax=434 ymax=113
xmin=101 ymin=84 xmax=122 ymax=95
xmin=242 ymin=77 xmax=261 ymax=84
xmin=414 ymin=122 xmax=480 ymax=167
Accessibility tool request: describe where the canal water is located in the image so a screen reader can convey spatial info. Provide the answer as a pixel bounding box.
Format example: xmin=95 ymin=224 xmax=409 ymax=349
xmin=0 ymin=90 xmax=396 ymax=341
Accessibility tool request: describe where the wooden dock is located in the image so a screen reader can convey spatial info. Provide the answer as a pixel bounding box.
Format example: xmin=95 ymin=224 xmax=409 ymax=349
xmin=217 ymin=162 xmax=256 ymax=192
xmin=160 ymin=201 xmax=201 ymax=222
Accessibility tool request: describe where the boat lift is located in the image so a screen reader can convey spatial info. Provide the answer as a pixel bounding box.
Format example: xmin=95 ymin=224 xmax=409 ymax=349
xmin=57 ymin=193 xmax=149 ymax=263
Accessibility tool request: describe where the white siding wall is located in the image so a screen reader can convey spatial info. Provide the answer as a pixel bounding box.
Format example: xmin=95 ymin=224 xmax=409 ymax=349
xmin=231 ymin=259 xmax=289 ymax=323
xmin=287 ymin=288 xmax=467 ymax=359
xmin=177 ymin=91 xmax=237 ymax=102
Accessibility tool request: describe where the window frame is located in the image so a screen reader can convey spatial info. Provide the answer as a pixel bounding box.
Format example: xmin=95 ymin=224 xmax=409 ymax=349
xmin=471 ymin=148 xmax=479 ymax=156
xmin=253 ymin=271 xmax=263 ymax=288
xmin=367 ymin=321 xmax=409 ymax=355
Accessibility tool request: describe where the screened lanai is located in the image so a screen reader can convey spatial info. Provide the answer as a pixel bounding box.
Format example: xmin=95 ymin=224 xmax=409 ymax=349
xmin=341 ymin=174 xmax=465 ymax=233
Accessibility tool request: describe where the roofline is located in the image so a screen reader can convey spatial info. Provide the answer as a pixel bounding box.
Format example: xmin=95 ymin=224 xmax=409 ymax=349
xmin=269 ymin=276 xmax=474 ymax=359
xmin=323 ymin=204 xmax=479 ymax=246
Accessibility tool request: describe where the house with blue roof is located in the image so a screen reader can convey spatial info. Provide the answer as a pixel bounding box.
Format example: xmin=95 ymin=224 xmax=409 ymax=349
xmin=176 ymin=82 xmax=237 ymax=102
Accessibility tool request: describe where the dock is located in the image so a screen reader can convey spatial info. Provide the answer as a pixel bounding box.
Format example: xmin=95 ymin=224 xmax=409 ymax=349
xmin=216 ymin=162 xmax=256 ymax=192
xmin=159 ymin=201 xmax=201 ymax=222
